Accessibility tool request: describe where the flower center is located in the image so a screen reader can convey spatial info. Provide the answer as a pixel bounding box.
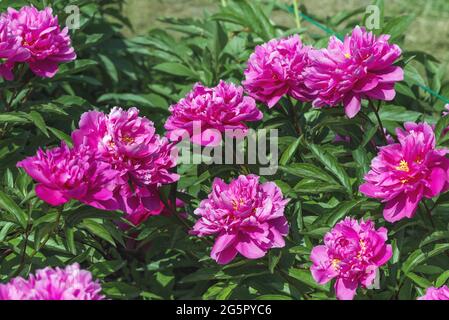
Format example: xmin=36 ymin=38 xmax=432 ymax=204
xmin=344 ymin=53 xmax=351 ymax=59
xmin=395 ymin=160 xmax=409 ymax=172
xmin=331 ymin=258 xmax=341 ymax=270
xmin=232 ymin=198 xmax=245 ymax=211
xmin=121 ymin=136 xmax=134 ymax=144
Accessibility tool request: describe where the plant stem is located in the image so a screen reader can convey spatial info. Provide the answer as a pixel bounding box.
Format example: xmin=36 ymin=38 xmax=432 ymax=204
xmin=423 ymin=202 xmax=435 ymax=229
xmin=368 ymin=100 xmax=388 ymax=144
xmin=288 ymin=97 xmax=302 ymax=136
xmin=293 ymin=0 xmax=301 ymax=30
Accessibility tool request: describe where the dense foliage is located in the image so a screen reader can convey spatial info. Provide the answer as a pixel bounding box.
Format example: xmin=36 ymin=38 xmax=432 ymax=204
xmin=1 ymin=0 xmax=449 ymax=300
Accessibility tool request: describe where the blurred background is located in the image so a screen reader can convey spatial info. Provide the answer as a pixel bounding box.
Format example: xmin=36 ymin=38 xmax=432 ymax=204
xmin=123 ymin=0 xmax=449 ymax=70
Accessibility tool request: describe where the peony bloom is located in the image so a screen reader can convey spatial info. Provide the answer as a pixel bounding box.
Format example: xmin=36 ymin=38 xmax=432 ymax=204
xmin=0 ymin=15 xmax=29 ymax=80
xmin=164 ymin=81 xmax=263 ymax=146
xmin=310 ymin=217 xmax=392 ymax=300
xmin=72 ymin=107 xmax=179 ymax=215
xmin=360 ymin=122 xmax=449 ymax=223
xmin=418 ymin=286 xmax=449 ymax=300
xmin=243 ymin=35 xmax=313 ymax=108
xmin=305 ymin=26 xmax=403 ymax=118
xmin=6 ymin=6 xmax=76 ymax=78
xmin=0 ymin=263 xmax=104 ymax=300
xmin=17 ymin=142 xmax=119 ymax=210
xmin=72 ymin=107 xmax=179 ymax=188
xmin=191 ymin=174 xmax=289 ymax=264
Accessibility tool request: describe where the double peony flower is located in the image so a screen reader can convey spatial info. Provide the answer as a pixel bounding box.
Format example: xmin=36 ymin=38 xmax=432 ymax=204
xmin=165 ymin=81 xmax=262 ymax=146
xmin=18 ymin=107 xmax=179 ymax=225
xmin=0 ymin=263 xmax=104 ymax=300
xmin=360 ymin=122 xmax=449 ymax=222
xmin=243 ymin=35 xmax=313 ymax=108
xmin=191 ymin=175 xmax=289 ymax=264
xmin=310 ymin=217 xmax=392 ymax=300
xmin=305 ymin=26 xmax=403 ymax=118
xmin=243 ymin=26 xmax=403 ymax=118
xmin=0 ymin=6 xmax=75 ymax=80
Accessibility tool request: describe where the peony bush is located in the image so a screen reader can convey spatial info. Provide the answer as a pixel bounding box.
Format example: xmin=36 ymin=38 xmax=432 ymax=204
xmin=0 ymin=0 xmax=449 ymax=300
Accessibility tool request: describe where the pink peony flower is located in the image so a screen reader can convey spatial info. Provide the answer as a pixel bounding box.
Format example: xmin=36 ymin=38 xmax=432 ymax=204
xmin=418 ymin=286 xmax=449 ymax=300
xmin=0 ymin=15 xmax=29 ymax=80
xmin=17 ymin=142 xmax=119 ymax=209
xmin=0 ymin=263 xmax=104 ymax=300
xmin=243 ymin=35 xmax=313 ymax=108
xmin=360 ymin=122 xmax=449 ymax=223
xmin=164 ymin=81 xmax=263 ymax=146
xmin=72 ymin=107 xmax=179 ymax=216
xmin=191 ymin=174 xmax=289 ymax=264
xmin=73 ymin=107 xmax=179 ymax=188
xmin=305 ymin=26 xmax=403 ymax=118
xmin=5 ymin=6 xmax=76 ymax=78
xmin=310 ymin=217 xmax=392 ymax=300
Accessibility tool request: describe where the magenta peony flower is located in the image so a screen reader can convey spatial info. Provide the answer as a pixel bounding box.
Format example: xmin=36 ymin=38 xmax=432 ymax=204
xmin=0 ymin=15 xmax=29 ymax=80
xmin=5 ymin=6 xmax=76 ymax=78
xmin=191 ymin=174 xmax=289 ymax=264
xmin=164 ymin=81 xmax=263 ymax=146
xmin=0 ymin=263 xmax=104 ymax=300
xmin=17 ymin=142 xmax=119 ymax=209
xmin=305 ymin=26 xmax=403 ymax=118
xmin=73 ymin=107 xmax=179 ymax=187
xmin=243 ymin=35 xmax=313 ymax=108
xmin=310 ymin=217 xmax=392 ymax=300
xmin=360 ymin=122 xmax=449 ymax=223
xmin=72 ymin=107 xmax=178 ymax=216
xmin=418 ymin=286 xmax=449 ymax=300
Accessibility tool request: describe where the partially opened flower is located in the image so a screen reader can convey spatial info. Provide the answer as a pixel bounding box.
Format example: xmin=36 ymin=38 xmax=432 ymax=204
xmin=165 ymin=81 xmax=262 ymax=146
xmin=243 ymin=35 xmax=313 ymax=108
xmin=17 ymin=142 xmax=119 ymax=210
xmin=0 ymin=263 xmax=104 ymax=300
xmin=191 ymin=175 xmax=289 ymax=264
xmin=418 ymin=286 xmax=449 ymax=300
xmin=0 ymin=15 xmax=29 ymax=80
xmin=310 ymin=217 xmax=392 ymax=300
xmin=360 ymin=122 xmax=449 ymax=223
xmin=305 ymin=26 xmax=403 ymax=118
xmin=6 ymin=6 xmax=76 ymax=78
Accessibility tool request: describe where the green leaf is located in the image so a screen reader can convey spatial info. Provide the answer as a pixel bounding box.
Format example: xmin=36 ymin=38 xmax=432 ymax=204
xmin=81 ymin=219 xmax=116 ymax=247
xmin=406 ymin=272 xmax=433 ymax=289
xmin=98 ymin=53 xmax=119 ymax=83
xmin=287 ymin=268 xmax=330 ymax=291
xmin=153 ymin=62 xmax=198 ymax=78
xmin=97 ymin=93 xmax=154 ymax=108
xmin=0 ymin=113 xmax=29 ymax=123
xmin=256 ymin=294 xmax=293 ymax=300
xmin=307 ymin=143 xmax=352 ymax=195
xmin=279 ymin=163 xmax=337 ymax=183
xmin=434 ymin=115 xmax=449 ymax=144
xmin=47 ymin=127 xmax=73 ymax=146
xmin=24 ymin=111 xmax=49 ymax=137
xmin=268 ymin=250 xmax=282 ymax=274
xmin=436 ymin=270 xmax=449 ymax=287
xmin=0 ymin=190 xmax=27 ymax=228
xmin=90 ymin=260 xmax=126 ymax=278
xmin=402 ymin=243 xmax=449 ymax=275
xmin=279 ymin=137 xmax=301 ymax=166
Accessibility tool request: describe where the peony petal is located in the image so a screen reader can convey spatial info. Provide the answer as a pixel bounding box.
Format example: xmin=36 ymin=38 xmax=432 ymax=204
xmin=35 ymin=184 xmax=69 ymax=206
xmin=335 ymin=278 xmax=358 ymax=300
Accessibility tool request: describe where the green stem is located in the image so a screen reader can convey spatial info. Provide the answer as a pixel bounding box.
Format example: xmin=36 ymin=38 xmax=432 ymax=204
xmin=368 ymin=100 xmax=388 ymax=144
xmin=287 ymin=97 xmax=302 ymax=136
xmin=423 ymin=202 xmax=435 ymax=229
xmin=293 ymin=0 xmax=301 ymax=30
